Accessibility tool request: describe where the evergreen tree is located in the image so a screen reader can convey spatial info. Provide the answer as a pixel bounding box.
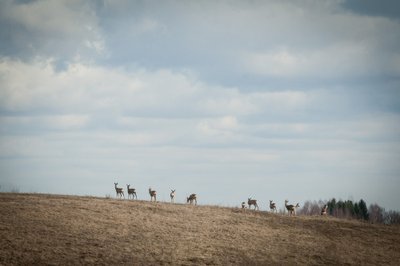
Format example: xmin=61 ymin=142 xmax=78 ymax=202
xmin=354 ymin=202 xmax=360 ymax=218
xmin=327 ymin=198 xmax=336 ymax=215
xmin=358 ymin=199 xmax=369 ymax=221
xmin=344 ymin=200 xmax=354 ymax=218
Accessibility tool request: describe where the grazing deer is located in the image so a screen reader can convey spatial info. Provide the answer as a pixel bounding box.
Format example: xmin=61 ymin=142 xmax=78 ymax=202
xmin=285 ymin=200 xmax=300 ymax=216
xmin=321 ymin=204 xmax=328 ymax=216
xmin=126 ymin=184 xmax=137 ymax=199
xmin=170 ymin=189 xmax=176 ymax=203
xmin=149 ymin=188 xmax=157 ymax=202
xmin=187 ymin=194 xmax=197 ymax=205
xmin=241 ymin=202 xmax=247 ymax=210
xmin=248 ymin=198 xmax=259 ymax=210
xmin=114 ymin=182 xmax=124 ymax=199
xmin=269 ymin=200 xmax=277 ymax=213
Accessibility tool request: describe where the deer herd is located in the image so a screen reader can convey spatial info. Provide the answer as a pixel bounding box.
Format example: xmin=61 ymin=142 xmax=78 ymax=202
xmin=114 ymin=182 xmax=327 ymax=216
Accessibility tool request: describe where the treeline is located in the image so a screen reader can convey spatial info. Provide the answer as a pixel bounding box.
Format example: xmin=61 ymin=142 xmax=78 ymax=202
xmin=298 ymin=198 xmax=400 ymax=225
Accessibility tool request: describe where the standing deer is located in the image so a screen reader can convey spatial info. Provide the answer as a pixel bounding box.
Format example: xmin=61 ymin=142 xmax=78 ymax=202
xmin=170 ymin=189 xmax=176 ymax=203
xmin=187 ymin=194 xmax=197 ymax=205
xmin=126 ymin=184 xmax=137 ymax=199
xmin=285 ymin=200 xmax=300 ymax=216
xmin=321 ymin=204 xmax=328 ymax=216
xmin=248 ymin=198 xmax=259 ymax=210
xmin=269 ymin=200 xmax=277 ymax=213
xmin=114 ymin=182 xmax=124 ymax=199
xmin=149 ymin=188 xmax=157 ymax=202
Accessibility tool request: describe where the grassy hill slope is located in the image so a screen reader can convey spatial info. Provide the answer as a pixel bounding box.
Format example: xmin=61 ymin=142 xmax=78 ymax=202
xmin=1 ymin=193 xmax=399 ymax=265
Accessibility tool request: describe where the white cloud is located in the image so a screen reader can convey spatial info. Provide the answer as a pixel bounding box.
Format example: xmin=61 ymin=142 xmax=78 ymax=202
xmin=0 ymin=115 xmax=89 ymax=130
xmin=196 ymin=116 xmax=239 ymax=138
xmin=234 ymin=3 xmax=400 ymax=80
xmin=242 ymin=42 xmax=374 ymax=79
xmin=0 ymin=59 xmax=140 ymax=113
xmin=0 ymin=59 xmax=314 ymax=118
xmin=134 ymin=18 xmax=165 ymax=34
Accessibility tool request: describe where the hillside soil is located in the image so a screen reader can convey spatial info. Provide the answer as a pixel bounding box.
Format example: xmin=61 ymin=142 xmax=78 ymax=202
xmin=1 ymin=193 xmax=399 ymax=265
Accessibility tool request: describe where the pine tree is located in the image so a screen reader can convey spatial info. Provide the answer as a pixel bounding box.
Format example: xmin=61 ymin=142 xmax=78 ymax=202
xmin=358 ymin=199 xmax=369 ymax=221
xmin=327 ymin=198 xmax=336 ymax=216
xmin=354 ymin=202 xmax=360 ymax=218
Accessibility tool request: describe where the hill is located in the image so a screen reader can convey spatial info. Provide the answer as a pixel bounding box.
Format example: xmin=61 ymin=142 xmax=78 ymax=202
xmin=1 ymin=193 xmax=399 ymax=265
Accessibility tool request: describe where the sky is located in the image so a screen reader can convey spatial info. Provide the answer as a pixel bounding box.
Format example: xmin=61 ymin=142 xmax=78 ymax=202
xmin=0 ymin=0 xmax=399 ymax=211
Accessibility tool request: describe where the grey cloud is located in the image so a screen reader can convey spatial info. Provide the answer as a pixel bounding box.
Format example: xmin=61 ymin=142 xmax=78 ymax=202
xmin=1 ymin=0 xmax=400 ymax=88
xmin=341 ymin=0 xmax=400 ymax=19
xmin=95 ymin=1 xmax=400 ymax=87
xmin=0 ymin=0 xmax=103 ymax=63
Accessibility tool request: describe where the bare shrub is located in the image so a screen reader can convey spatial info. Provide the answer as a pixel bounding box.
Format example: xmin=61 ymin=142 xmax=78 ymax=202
xmin=384 ymin=210 xmax=400 ymax=225
xmin=298 ymin=200 xmax=325 ymax=216
xmin=11 ymin=187 xmax=20 ymax=193
xmin=369 ymin=204 xmax=385 ymax=224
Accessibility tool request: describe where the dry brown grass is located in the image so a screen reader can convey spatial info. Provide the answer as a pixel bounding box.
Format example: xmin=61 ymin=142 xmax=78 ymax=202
xmin=1 ymin=193 xmax=399 ymax=265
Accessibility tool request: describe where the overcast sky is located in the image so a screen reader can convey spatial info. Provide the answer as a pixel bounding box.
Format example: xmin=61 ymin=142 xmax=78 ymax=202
xmin=1 ymin=0 xmax=399 ymax=211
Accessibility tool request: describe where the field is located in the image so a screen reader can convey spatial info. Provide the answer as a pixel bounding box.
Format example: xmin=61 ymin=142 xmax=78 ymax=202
xmin=1 ymin=193 xmax=399 ymax=265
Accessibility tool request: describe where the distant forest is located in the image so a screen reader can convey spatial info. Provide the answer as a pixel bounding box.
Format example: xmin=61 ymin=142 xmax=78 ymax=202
xmin=298 ymin=198 xmax=400 ymax=225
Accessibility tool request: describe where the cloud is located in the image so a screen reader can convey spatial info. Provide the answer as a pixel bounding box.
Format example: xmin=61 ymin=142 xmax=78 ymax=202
xmin=0 ymin=59 xmax=140 ymax=114
xmin=341 ymin=0 xmax=400 ymax=19
xmin=196 ymin=116 xmax=239 ymax=139
xmin=0 ymin=115 xmax=89 ymax=133
xmin=92 ymin=0 xmax=400 ymax=86
xmin=1 ymin=0 xmax=399 ymax=86
xmin=0 ymin=0 xmax=104 ymax=61
xmin=0 ymin=59 xmax=316 ymax=119
xmin=1 ymin=58 xmax=397 ymax=144
xmin=242 ymin=43 xmax=373 ymax=79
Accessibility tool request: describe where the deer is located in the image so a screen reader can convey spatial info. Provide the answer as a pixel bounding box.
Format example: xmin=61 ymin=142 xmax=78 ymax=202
xmin=114 ymin=182 xmax=124 ymax=199
xmin=269 ymin=200 xmax=277 ymax=213
xmin=170 ymin=189 xmax=176 ymax=203
xmin=285 ymin=200 xmax=300 ymax=216
xmin=148 ymin=188 xmax=157 ymax=202
xmin=321 ymin=204 xmax=328 ymax=216
xmin=248 ymin=198 xmax=259 ymax=210
xmin=187 ymin=194 xmax=197 ymax=205
xmin=241 ymin=201 xmax=247 ymax=210
xmin=126 ymin=184 xmax=137 ymax=199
